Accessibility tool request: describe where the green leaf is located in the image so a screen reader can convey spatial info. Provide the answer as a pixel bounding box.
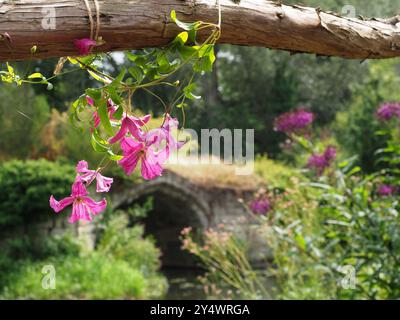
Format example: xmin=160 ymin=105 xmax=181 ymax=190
xmin=67 ymin=57 xmax=78 ymax=65
xmin=178 ymin=46 xmax=198 ymax=60
xmin=171 ymin=10 xmax=200 ymax=31
xmin=188 ymin=29 xmax=197 ymax=43
xmin=193 ymin=45 xmax=216 ymax=73
xmin=108 ymin=150 xmax=123 ymax=161
xmin=28 ymin=72 xmax=45 ymax=80
xmin=91 ymin=130 xmax=110 ymax=153
xmin=184 ymin=83 xmax=201 ymax=100
xmin=128 ymin=66 xmax=144 ymax=83
xmin=295 ymin=233 xmax=307 ymax=251
xmin=86 ymin=88 xmax=102 ymax=101
xmin=88 ymin=70 xmax=110 ymax=83
xmin=113 ymin=106 xmax=124 ymax=120
xmin=110 ymin=68 xmax=127 ymax=88
xmin=174 ymin=32 xmax=189 ymax=46
xmin=98 ymin=99 xmax=114 ymax=136
xmin=106 ymin=86 xmax=122 ymax=105
xmin=6 ymin=63 xmax=14 ymax=75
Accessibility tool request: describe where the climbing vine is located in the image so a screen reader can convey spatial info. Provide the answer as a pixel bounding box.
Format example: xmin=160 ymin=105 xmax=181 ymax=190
xmin=1 ymin=9 xmax=221 ymax=223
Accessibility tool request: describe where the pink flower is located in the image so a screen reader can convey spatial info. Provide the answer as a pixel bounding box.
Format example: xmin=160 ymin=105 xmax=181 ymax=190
xmin=160 ymin=114 xmax=186 ymax=150
xmin=118 ymin=135 xmax=165 ymax=180
xmin=250 ymin=199 xmax=271 ymax=215
xmin=50 ymin=176 xmax=107 ymax=223
xmin=146 ymin=114 xmax=185 ymax=162
xmin=74 ymin=38 xmax=97 ymax=56
xmin=274 ymin=108 xmax=315 ymax=134
xmin=86 ymin=96 xmax=94 ymax=106
xmin=109 ymin=114 xmax=151 ymax=144
xmin=376 ymin=102 xmax=400 ymax=121
xmin=76 ymin=160 xmax=113 ymax=193
xmin=307 ymin=146 xmax=337 ymax=175
xmin=307 ymin=154 xmax=327 ymax=173
xmin=323 ymin=146 xmax=337 ymax=162
xmin=377 ymin=184 xmax=398 ymax=197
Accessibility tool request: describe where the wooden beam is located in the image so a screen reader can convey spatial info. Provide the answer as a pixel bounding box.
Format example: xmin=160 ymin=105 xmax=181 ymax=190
xmin=0 ymin=0 xmax=400 ymax=61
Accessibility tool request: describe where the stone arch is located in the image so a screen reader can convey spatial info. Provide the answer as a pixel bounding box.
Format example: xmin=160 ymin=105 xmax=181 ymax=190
xmin=111 ymin=172 xmax=211 ymax=267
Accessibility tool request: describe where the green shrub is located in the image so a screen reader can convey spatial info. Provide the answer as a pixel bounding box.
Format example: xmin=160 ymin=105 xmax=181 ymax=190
xmin=0 ymin=86 xmax=50 ymax=160
xmin=0 ymin=233 xmax=82 ymax=289
xmin=97 ymin=210 xmax=161 ymax=275
xmin=0 ymin=159 xmax=75 ymax=228
xmin=254 ymin=156 xmax=306 ymax=188
xmin=267 ymin=166 xmax=400 ymax=299
xmin=334 ymin=60 xmax=400 ymax=172
xmin=0 ymin=253 xmax=160 ymax=299
xmin=0 ymin=206 xmax=167 ymax=299
xmin=1 ymin=233 xmax=81 ymax=262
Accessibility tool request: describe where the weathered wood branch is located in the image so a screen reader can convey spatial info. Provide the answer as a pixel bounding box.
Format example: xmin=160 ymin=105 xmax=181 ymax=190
xmin=1 ymin=0 xmax=400 ymax=62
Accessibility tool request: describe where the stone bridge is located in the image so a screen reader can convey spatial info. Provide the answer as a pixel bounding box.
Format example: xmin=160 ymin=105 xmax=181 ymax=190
xmin=8 ymin=163 xmax=270 ymax=268
xmin=111 ymin=164 xmax=269 ymax=267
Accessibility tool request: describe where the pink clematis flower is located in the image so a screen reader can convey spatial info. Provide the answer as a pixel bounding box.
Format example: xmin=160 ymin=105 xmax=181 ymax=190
xmin=74 ymin=38 xmax=97 ymax=56
xmin=159 ymin=113 xmax=186 ymax=150
xmin=76 ymin=160 xmax=114 ymax=193
xmin=108 ymin=114 xmax=151 ymax=144
xmin=118 ymin=135 xmax=165 ymax=180
xmin=50 ymin=176 xmax=107 ymax=223
xmin=147 ymin=114 xmax=186 ymax=162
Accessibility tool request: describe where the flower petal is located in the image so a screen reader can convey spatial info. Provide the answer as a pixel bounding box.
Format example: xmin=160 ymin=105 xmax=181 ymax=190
xmin=141 ymin=148 xmax=163 ymax=180
xmin=83 ymin=197 xmax=107 ymax=215
xmin=108 ymin=117 xmax=129 ymax=144
xmin=95 ymin=173 xmax=114 ymax=193
xmin=120 ymin=137 xmax=143 ymax=154
xmin=118 ymin=150 xmax=141 ymax=175
xmin=49 ymin=195 xmax=74 ymax=213
xmin=74 ymin=38 xmax=97 ymax=56
xmin=71 ymin=176 xmax=89 ymax=197
xmin=69 ymin=201 xmax=92 ymax=224
xmin=76 ymin=160 xmax=89 ymax=173
xmin=86 ymin=96 xmax=94 ymax=106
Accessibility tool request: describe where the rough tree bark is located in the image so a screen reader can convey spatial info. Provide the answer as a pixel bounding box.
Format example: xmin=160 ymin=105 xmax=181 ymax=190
xmin=0 ymin=0 xmax=400 ymax=62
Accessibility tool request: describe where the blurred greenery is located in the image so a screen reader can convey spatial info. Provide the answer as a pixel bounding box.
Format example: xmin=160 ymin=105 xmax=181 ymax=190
xmin=0 ymin=160 xmax=75 ymax=228
xmin=0 ymin=208 xmax=167 ymax=300
xmin=184 ymin=114 xmax=400 ymax=300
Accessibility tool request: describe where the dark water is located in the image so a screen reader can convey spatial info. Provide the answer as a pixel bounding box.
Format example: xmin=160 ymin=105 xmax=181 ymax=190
xmin=163 ymin=268 xmax=206 ymax=300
